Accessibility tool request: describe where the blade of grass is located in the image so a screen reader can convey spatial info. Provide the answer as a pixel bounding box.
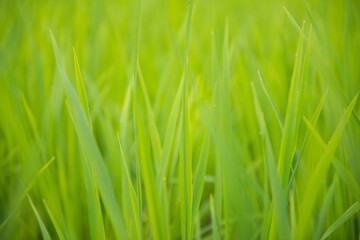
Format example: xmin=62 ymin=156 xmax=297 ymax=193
xmin=0 ymin=157 xmax=55 ymax=230
xmin=286 ymin=88 xmax=329 ymax=200
xmin=27 ymin=195 xmax=51 ymax=240
xmin=50 ymin=30 xmax=128 ymax=240
xmin=180 ymin=1 xmax=193 ymax=239
xmin=43 ymin=199 xmax=66 ymax=240
xmin=135 ymin=103 xmax=165 ymax=239
xmin=278 ymin=22 xmax=308 ymax=186
xmin=210 ymin=195 xmax=220 ymax=240
xmin=251 ymin=81 xmax=291 ymax=240
xmin=313 ymin=178 xmax=337 ymax=240
xmin=73 ymin=47 xmax=92 ymax=130
xmin=297 ymin=93 xmax=359 ymax=239
xmin=73 ymin=46 xmax=106 ymax=240
xmin=117 ymin=134 xmax=142 ymax=240
xmin=192 ymin=84 xmax=216 ymax=227
xmin=257 ymin=70 xmax=284 ymax=131
xmin=320 ymin=202 xmax=360 ymax=240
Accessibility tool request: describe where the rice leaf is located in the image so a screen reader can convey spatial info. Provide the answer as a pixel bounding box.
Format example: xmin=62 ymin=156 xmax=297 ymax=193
xmin=320 ymin=202 xmax=360 ymax=240
xmin=297 ymin=93 xmax=359 ymax=239
xmin=49 ymin=30 xmax=128 ymax=240
xmin=27 ymin=195 xmax=51 ymax=240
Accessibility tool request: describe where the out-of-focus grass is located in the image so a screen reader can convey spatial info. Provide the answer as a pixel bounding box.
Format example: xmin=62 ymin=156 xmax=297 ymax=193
xmin=1 ymin=0 xmax=360 ymax=239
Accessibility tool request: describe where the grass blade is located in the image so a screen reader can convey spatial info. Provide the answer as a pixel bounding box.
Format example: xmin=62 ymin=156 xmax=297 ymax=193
xmin=50 ymin=30 xmax=128 ymax=240
xmin=320 ymin=202 xmax=360 ymax=240
xmin=27 ymin=195 xmax=51 ymax=240
xmin=0 ymin=157 xmax=55 ymax=230
xmin=297 ymin=93 xmax=359 ymax=239
xmin=251 ymin=82 xmax=291 ymax=240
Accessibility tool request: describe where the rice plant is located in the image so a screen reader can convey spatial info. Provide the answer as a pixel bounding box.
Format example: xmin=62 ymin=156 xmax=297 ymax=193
xmin=1 ymin=0 xmax=360 ymax=239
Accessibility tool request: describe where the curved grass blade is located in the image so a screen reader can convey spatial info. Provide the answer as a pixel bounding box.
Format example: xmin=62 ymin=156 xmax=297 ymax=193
xmin=43 ymin=199 xmax=66 ymax=240
xmin=251 ymin=82 xmax=291 ymax=240
xmin=73 ymin=46 xmax=106 ymax=240
xmin=49 ymin=30 xmax=128 ymax=240
xmin=313 ymin=179 xmax=337 ymax=240
xmin=192 ymin=86 xmax=216 ymax=225
xmin=257 ymin=70 xmax=284 ymax=131
xmin=27 ymin=195 xmax=51 ymax=240
xmin=73 ymin=47 xmax=92 ymax=130
xmin=320 ymin=202 xmax=360 ymax=240
xmin=135 ymin=104 xmax=166 ymax=240
xmin=210 ymin=195 xmax=220 ymax=240
xmin=180 ymin=1 xmax=193 ymax=239
xmin=278 ymin=22 xmax=308 ymax=186
xmin=117 ymin=134 xmax=142 ymax=240
xmin=297 ymin=93 xmax=359 ymax=239
xmin=0 ymin=157 xmax=55 ymax=230
xmin=286 ymin=88 xmax=329 ymax=199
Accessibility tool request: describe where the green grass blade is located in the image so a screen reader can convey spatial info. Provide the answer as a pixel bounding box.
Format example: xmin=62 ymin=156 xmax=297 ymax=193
xmin=286 ymin=88 xmax=329 ymax=199
xmin=313 ymin=179 xmax=337 ymax=240
xmin=73 ymin=46 xmax=105 ymax=240
xmin=117 ymin=134 xmax=142 ymax=240
xmin=27 ymin=195 xmax=51 ymax=240
xmin=180 ymin=1 xmax=193 ymax=239
xmin=49 ymin=30 xmax=128 ymax=240
xmin=157 ymin=76 xmax=183 ymax=186
xmin=320 ymin=202 xmax=360 ymax=240
xmin=73 ymin=47 xmax=92 ymax=130
xmin=192 ymin=93 xmax=215 ymax=226
xmin=43 ymin=199 xmax=66 ymax=240
xmin=138 ymin=65 xmax=162 ymax=167
xmin=278 ymin=22 xmax=308 ymax=186
xmin=257 ymin=70 xmax=284 ymax=131
xmin=297 ymin=93 xmax=359 ymax=239
xmin=210 ymin=195 xmax=220 ymax=240
xmin=135 ymin=104 xmax=165 ymax=240
xmin=0 ymin=157 xmax=55 ymax=230
xmin=251 ymin=82 xmax=290 ymax=240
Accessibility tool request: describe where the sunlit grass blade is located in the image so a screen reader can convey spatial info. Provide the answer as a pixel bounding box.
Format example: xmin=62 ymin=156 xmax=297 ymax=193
xmin=27 ymin=195 xmax=51 ymax=240
xmin=257 ymin=70 xmax=284 ymax=131
xmin=278 ymin=22 xmax=308 ymax=186
xmin=192 ymin=89 xmax=215 ymax=225
xmin=73 ymin=45 xmax=105 ymax=240
xmin=251 ymin=82 xmax=290 ymax=240
xmin=138 ymin=65 xmax=162 ymax=167
xmin=156 ymin=76 xmax=183 ymax=186
xmin=180 ymin=1 xmax=193 ymax=239
xmin=22 ymin=95 xmax=39 ymax=142
xmin=49 ymin=30 xmax=128 ymax=240
xmin=297 ymin=93 xmax=359 ymax=239
xmin=73 ymin=47 xmax=92 ymax=130
xmin=283 ymin=6 xmax=360 ymax=125
xmin=286 ymin=88 xmax=329 ymax=198
xmin=117 ymin=133 xmax=142 ymax=239
xmin=135 ymin=104 xmax=166 ymax=240
xmin=210 ymin=195 xmax=220 ymax=240
xmin=320 ymin=202 xmax=360 ymax=240
xmin=43 ymin=199 xmax=66 ymax=240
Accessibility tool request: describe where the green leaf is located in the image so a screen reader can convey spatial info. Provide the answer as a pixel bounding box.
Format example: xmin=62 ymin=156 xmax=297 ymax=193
xmin=27 ymin=195 xmax=51 ymax=240
xmin=251 ymin=82 xmax=291 ymax=240
xmin=0 ymin=157 xmax=55 ymax=230
xmin=297 ymin=93 xmax=359 ymax=239
xmin=49 ymin=30 xmax=128 ymax=240
xmin=320 ymin=202 xmax=360 ymax=240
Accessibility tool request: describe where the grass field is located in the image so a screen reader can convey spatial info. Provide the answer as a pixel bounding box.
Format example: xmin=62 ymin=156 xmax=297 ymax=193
xmin=1 ymin=0 xmax=360 ymax=239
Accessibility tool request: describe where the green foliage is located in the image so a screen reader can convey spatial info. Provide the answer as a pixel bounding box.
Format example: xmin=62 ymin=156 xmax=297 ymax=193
xmin=1 ymin=0 xmax=360 ymax=239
